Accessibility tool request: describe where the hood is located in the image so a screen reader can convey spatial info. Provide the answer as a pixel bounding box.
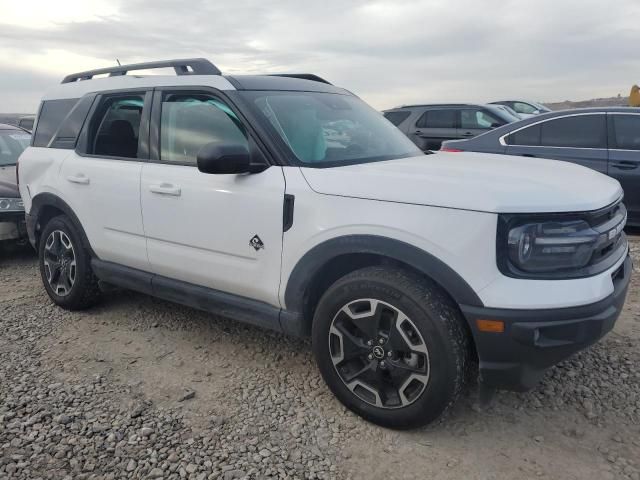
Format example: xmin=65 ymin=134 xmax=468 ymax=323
xmin=0 ymin=166 xmax=19 ymax=198
xmin=300 ymin=152 xmax=622 ymax=214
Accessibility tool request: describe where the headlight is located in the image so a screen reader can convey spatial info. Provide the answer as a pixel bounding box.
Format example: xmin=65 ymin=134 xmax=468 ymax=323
xmin=498 ymin=204 xmax=627 ymax=279
xmin=0 ymin=198 xmax=24 ymax=212
xmin=507 ymin=220 xmax=599 ymax=273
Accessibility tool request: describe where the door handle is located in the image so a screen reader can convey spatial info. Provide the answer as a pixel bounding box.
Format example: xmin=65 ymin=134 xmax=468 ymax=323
xmin=414 ymin=130 xmax=423 ymax=136
xmin=610 ymin=161 xmax=638 ymax=170
xmin=149 ymin=183 xmax=181 ymax=196
xmin=461 ymin=132 xmax=474 ymax=137
xmin=66 ymin=174 xmax=90 ymax=185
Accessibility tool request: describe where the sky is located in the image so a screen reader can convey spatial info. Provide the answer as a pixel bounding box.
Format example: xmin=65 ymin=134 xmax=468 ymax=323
xmin=0 ymin=0 xmax=638 ymax=113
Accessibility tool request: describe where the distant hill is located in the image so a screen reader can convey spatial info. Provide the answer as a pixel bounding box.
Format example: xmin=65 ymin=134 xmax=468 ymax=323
xmin=545 ymin=96 xmax=629 ymax=110
xmin=0 ymin=114 xmax=32 ymax=126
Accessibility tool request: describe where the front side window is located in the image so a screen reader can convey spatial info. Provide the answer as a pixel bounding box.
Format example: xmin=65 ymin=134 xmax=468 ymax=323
xmin=612 ymin=114 xmax=640 ymax=150
xmin=91 ymin=95 xmax=145 ymax=158
xmin=512 ymin=102 xmax=538 ymax=115
xmin=540 ymin=115 xmax=606 ymax=148
xmin=460 ymin=109 xmax=504 ymax=129
xmin=160 ymin=93 xmax=248 ymax=165
xmin=416 ymin=110 xmax=456 ymax=129
xmin=240 ymin=91 xmax=421 ymax=166
xmin=0 ymin=130 xmax=31 ymax=166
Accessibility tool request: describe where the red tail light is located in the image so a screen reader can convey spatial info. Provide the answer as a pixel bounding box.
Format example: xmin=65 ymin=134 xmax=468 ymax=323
xmin=440 ymin=147 xmax=463 ymax=152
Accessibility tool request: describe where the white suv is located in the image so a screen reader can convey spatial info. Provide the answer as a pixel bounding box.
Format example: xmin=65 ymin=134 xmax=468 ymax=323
xmin=18 ymin=59 xmax=631 ymax=429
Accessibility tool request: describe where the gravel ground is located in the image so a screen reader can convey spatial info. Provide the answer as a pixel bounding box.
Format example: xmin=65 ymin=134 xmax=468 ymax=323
xmin=0 ymin=239 xmax=639 ymax=480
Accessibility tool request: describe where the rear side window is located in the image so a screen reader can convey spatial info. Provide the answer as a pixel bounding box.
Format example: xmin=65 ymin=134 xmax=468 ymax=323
xmin=383 ymin=111 xmax=410 ymax=126
xmin=89 ymin=95 xmax=145 ymax=159
xmin=416 ymin=110 xmax=456 ymax=129
xmin=612 ymin=114 xmax=640 ymax=150
xmin=540 ymin=115 xmax=606 ymax=148
xmin=507 ymin=124 xmax=541 ymax=146
xmin=33 ymin=99 xmax=78 ymax=147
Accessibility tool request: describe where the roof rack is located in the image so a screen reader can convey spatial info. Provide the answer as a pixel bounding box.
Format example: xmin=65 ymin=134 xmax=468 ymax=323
xmin=61 ymin=58 xmax=221 ymax=84
xmin=268 ymin=74 xmax=332 ymax=85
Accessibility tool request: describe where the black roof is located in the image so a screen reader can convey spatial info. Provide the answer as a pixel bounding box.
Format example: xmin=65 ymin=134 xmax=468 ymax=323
xmin=224 ymin=75 xmax=349 ymax=94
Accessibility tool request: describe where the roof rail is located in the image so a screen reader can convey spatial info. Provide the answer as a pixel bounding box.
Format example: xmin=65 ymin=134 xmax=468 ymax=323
xmin=268 ymin=74 xmax=332 ymax=85
xmin=61 ymin=58 xmax=221 ymax=84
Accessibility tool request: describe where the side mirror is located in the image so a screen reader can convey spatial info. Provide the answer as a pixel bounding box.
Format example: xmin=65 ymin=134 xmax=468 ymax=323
xmin=197 ymin=143 xmax=266 ymax=174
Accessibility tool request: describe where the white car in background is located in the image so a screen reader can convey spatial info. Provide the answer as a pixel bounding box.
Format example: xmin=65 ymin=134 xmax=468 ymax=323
xmin=490 ymin=100 xmax=552 ymax=118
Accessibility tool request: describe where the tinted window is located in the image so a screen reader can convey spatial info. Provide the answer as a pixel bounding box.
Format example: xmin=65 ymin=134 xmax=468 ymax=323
xmin=540 ymin=115 xmax=606 ymax=148
xmin=612 ymin=114 xmax=640 ymax=150
xmin=50 ymin=96 xmax=95 ymax=149
xmin=460 ymin=109 xmax=504 ymax=129
xmin=33 ymin=99 xmax=78 ymax=147
xmin=383 ymin=111 xmax=411 ymax=126
xmin=89 ymin=95 xmax=144 ymax=158
xmin=160 ymin=94 xmax=248 ymax=165
xmin=507 ymin=124 xmax=541 ymax=146
xmin=416 ymin=110 xmax=456 ymax=129
xmin=0 ymin=130 xmax=31 ymax=166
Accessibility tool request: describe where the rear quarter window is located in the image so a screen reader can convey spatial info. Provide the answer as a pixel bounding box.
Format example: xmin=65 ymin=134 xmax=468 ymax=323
xmin=383 ymin=111 xmax=411 ymax=126
xmin=33 ymin=99 xmax=79 ymax=147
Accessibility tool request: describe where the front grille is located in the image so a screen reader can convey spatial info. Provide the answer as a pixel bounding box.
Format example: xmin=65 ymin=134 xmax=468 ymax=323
xmin=586 ymin=200 xmax=627 ymax=268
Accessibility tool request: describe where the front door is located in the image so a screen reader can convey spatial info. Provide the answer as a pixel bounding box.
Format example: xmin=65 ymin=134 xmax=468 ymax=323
xmin=140 ymin=90 xmax=286 ymax=306
xmin=458 ymin=108 xmax=502 ymax=139
xmin=608 ymin=113 xmax=640 ymax=223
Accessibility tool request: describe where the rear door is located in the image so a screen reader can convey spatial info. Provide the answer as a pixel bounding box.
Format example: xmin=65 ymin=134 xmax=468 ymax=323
xmin=409 ymin=109 xmax=457 ymax=151
xmin=60 ymin=90 xmax=151 ymax=271
xmin=608 ymin=113 xmax=640 ymax=223
xmin=505 ymin=113 xmax=608 ymax=174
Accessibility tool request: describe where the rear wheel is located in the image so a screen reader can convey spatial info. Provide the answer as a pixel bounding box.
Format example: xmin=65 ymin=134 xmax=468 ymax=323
xmin=38 ymin=215 xmax=101 ymax=310
xmin=312 ymin=266 xmax=469 ymax=429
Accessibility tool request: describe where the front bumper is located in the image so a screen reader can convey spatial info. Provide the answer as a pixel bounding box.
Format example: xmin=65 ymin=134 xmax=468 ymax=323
xmin=0 ymin=211 xmax=26 ymax=241
xmin=461 ymin=254 xmax=632 ymax=391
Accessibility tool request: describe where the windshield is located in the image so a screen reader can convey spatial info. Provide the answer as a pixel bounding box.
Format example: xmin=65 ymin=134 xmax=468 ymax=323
xmin=487 ymin=105 xmax=521 ymax=123
xmin=0 ymin=130 xmax=30 ymax=166
xmin=239 ymin=91 xmax=423 ymax=167
xmin=531 ymin=101 xmax=551 ymax=112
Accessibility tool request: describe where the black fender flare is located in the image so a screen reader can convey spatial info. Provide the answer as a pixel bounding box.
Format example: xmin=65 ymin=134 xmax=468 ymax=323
xmin=28 ymin=192 xmax=95 ymax=256
xmin=283 ymin=234 xmax=484 ymax=324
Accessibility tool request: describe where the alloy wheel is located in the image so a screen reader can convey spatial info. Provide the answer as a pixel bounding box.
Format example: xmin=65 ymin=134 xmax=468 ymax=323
xmin=43 ymin=230 xmax=77 ymax=297
xmin=328 ymin=298 xmax=430 ymax=409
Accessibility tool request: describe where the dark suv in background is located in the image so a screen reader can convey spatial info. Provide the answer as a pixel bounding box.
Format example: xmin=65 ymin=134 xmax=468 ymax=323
xmin=383 ymin=103 xmax=519 ymax=151
xmin=441 ymin=107 xmax=640 ymax=225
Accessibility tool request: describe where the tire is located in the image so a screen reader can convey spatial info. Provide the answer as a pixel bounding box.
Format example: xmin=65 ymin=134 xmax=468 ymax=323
xmin=38 ymin=215 xmax=101 ymax=310
xmin=312 ymin=266 xmax=469 ymax=429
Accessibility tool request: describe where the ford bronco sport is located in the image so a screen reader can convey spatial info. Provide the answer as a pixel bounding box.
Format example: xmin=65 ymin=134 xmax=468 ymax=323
xmin=18 ymin=59 xmax=631 ymax=429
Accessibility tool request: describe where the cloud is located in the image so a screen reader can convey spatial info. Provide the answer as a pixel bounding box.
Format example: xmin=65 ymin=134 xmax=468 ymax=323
xmin=0 ymin=0 xmax=639 ymax=112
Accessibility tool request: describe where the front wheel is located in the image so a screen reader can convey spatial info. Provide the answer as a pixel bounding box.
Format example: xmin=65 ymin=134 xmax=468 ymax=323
xmin=38 ymin=215 xmax=101 ymax=310
xmin=312 ymin=266 xmax=469 ymax=429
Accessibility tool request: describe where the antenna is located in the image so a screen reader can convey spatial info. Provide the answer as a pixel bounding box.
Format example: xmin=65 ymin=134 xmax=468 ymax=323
xmin=116 ymin=59 xmax=121 ymax=66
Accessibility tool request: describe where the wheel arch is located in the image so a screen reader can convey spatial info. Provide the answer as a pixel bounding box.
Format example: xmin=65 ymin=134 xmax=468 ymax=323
xmin=29 ymin=193 xmax=95 ymax=256
xmin=281 ymin=235 xmax=483 ymax=337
